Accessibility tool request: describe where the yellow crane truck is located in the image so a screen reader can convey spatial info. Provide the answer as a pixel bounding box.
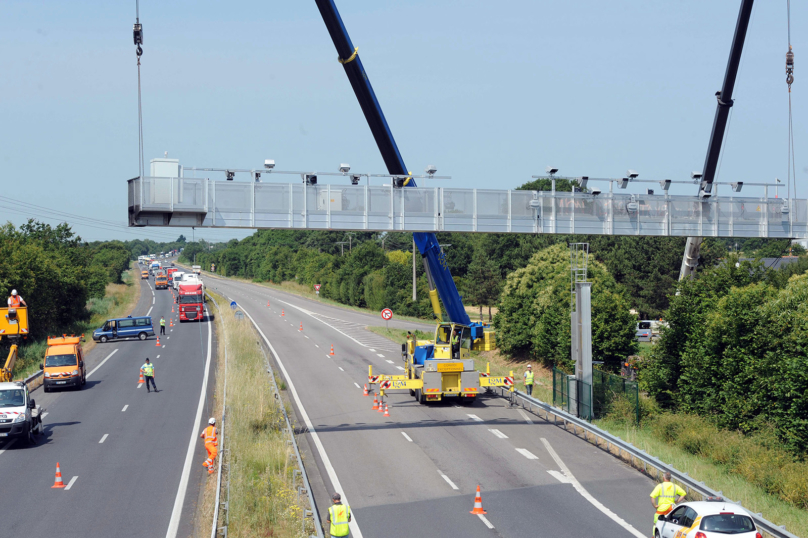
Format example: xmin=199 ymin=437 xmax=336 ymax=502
xmin=1 ymin=306 xmax=29 ymax=382
xmin=367 ymin=322 xmax=513 ymax=405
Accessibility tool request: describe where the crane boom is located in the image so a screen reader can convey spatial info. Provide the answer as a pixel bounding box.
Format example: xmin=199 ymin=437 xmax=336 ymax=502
xmin=680 ymin=0 xmax=755 ymax=280
xmin=314 ymin=0 xmax=471 ymax=325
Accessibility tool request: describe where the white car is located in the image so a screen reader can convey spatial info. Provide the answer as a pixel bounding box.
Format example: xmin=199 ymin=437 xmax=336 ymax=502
xmin=655 ymin=498 xmax=761 ymax=538
xmin=0 ymin=381 xmax=44 ymax=445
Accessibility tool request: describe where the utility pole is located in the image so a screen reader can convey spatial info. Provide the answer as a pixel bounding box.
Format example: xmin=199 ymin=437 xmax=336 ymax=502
xmin=413 ymin=238 xmax=417 ymax=301
xmin=346 ymin=232 xmax=356 ymax=252
xmin=335 ymin=241 xmax=348 ymax=256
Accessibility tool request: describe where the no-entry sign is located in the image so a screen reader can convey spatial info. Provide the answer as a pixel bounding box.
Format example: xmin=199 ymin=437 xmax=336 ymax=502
xmin=381 ymin=308 xmax=393 ymax=321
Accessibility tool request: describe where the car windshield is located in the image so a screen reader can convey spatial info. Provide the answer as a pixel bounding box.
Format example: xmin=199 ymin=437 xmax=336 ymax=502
xmin=700 ymin=514 xmax=755 ymax=533
xmin=638 ymin=321 xmax=652 ymax=330
xmin=45 ymin=354 xmax=78 ymax=367
xmin=0 ymin=389 xmax=25 ymax=407
xmin=180 ymin=295 xmax=202 ymax=304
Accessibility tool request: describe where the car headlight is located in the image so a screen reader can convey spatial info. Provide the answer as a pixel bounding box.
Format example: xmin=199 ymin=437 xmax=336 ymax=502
xmin=72 ymin=370 xmax=79 ymax=376
xmin=14 ymin=413 xmax=26 ymax=423
xmin=44 ymin=372 xmax=50 ymax=378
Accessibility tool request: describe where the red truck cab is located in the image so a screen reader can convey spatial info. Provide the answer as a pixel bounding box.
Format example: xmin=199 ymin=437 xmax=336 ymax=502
xmin=178 ymin=283 xmax=204 ymax=322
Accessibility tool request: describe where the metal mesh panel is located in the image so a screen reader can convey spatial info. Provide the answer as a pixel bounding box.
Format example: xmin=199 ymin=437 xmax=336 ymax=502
xmin=173 ymin=178 xmax=205 ymax=210
xmin=215 ymin=183 xmax=252 ymax=211
xmin=255 ymin=184 xmax=291 ymax=213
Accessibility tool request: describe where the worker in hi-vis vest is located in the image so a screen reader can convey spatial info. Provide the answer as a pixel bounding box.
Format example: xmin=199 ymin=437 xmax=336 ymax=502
xmin=200 ymin=417 xmax=218 ymax=474
xmin=326 ymin=492 xmax=351 ymax=537
xmin=650 ymin=472 xmax=686 ymax=534
xmin=524 ymin=365 xmax=534 ymax=396
xmin=140 ymin=358 xmax=157 ymax=393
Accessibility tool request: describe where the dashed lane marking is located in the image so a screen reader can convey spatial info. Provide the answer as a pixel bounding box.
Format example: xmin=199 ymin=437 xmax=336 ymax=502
xmin=0 ymin=439 xmax=17 ymax=454
xmin=401 ymin=432 xmax=413 ymax=442
xmin=489 ymin=429 xmax=508 ymax=439
xmin=478 ymin=514 xmax=495 ymax=529
xmin=354 ymin=383 xmax=361 ymax=389
xmin=467 ymin=414 xmax=483 ymax=422
xmin=377 ymin=354 xmax=385 ymax=358
xmin=122 ymin=405 xmax=128 ymax=412
xmin=338 ymin=367 xmax=344 ymax=371
xmin=437 ymin=470 xmax=459 ymax=490
xmin=41 ymin=412 xmax=48 ymax=418
xmin=137 ymin=383 xmax=143 ymax=389
xmin=315 ymin=344 xmax=319 ymax=348
xmin=517 ymin=409 xmax=533 ymax=424
xmin=548 ymin=470 xmax=570 ymax=483
xmin=156 ymin=355 xmax=160 ymax=359
xmin=64 ymin=476 xmax=78 ymax=490
xmin=304 ymin=335 xmax=309 ymax=339
xmin=99 ymin=434 xmax=108 ymax=444
xmin=386 ymin=360 xmax=394 ymax=364
xmin=516 ymin=448 xmax=539 ymax=460
xmin=396 ymin=366 xmax=405 ymax=371
xmin=146 ymin=306 xmax=153 ymax=316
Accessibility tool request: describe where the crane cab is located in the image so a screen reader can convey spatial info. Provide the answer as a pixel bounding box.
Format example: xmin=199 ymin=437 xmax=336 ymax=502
xmin=0 ymin=307 xmax=29 ymax=342
xmin=433 ymin=323 xmax=471 ymax=361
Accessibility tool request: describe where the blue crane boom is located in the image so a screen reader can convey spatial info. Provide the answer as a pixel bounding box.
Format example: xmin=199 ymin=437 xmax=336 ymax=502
xmin=314 ymin=0 xmax=472 ymax=326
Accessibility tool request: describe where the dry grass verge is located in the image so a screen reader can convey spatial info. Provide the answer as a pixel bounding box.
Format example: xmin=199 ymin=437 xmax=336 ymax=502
xmin=201 ymin=291 xmax=314 ymax=538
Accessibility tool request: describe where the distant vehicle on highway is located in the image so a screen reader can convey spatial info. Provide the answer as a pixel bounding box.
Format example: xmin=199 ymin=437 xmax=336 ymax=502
xmin=93 ymin=316 xmax=154 ymax=343
xmin=192 ymin=265 xmax=202 ymax=275
xmin=42 ymin=335 xmax=86 ymax=392
xmin=636 ymin=320 xmax=668 ymax=342
xmin=178 ymin=283 xmax=204 ymax=321
xmin=0 ymin=381 xmax=43 ymax=444
xmin=172 ymin=271 xmax=185 ymax=290
xmin=141 ymin=270 xmax=149 ymax=279
xmin=155 ymin=274 xmax=169 ymax=289
xmin=655 ymin=498 xmax=761 ymax=538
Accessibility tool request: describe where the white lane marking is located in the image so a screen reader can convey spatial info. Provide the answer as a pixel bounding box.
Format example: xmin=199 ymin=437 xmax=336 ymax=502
xmin=304 ymin=335 xmax=309 ymax=339
xmin=386 ymin=360 xmax=394 ymax=364
xmin=41 ymin=412 xmax=48 ymax=418
xmin=478 ymin=514 xmax=495 ymax=529
xmin=236 ymin=302 xmax=364 ymax=538
xmin=516 ymin=448 xmax=539 ymax=460
xmin=167 ymin=336 xmax=170 ymax=340
xmin=489 ymin=429 xmax=508 ymax=439
xmin=540 ymin=438 xmax=645 ymax=538
xmin=369 ymin=349 xmax=376 ymax=352
xmin=87 ymin=349 xmax=118 ymax=379
xmin=437 ymin=470 xmax=459 ymax=490
xmin=377 ymin=354 xmax=385 ymax=358
xmin=166 ymin=307 xmax=213 ymax=538
xmin=146 ymin=306 xmax=153 ymax=316
xmin=518 ymin=409 xmax=533 ymax=424
xmin=354 ymin=382 xmax=361 ymax=389
xmin=64 ymin=476 xmax=78 ymax=490
xmin=156 ymin=355 xmax=160 ymax=359
xmin=467 ymin=414 xmax=483 ymax=422
xmin=152 ymin=297 xmax=155 ymax=304
xmin=338 ymin=367 xmax=344 ymax=372
xmin=0 ymin=439 xmax=16 ymax=454
xmin=401 ymin=432 xmax=413 ymax=442
xmin=122 ymin=405 xmax=129 ymax=412
xmin=137 ymin=383 xmax=143 ymax=389
xmin=314 ymin=344 xmax=319 ymax=348
xmin=548 ymin=470 xmax=571 ymax=483
xmin=396 ymin=366 xmax=405 ymax=371
xmin=99 ymin=434 xmax=109 ymax=444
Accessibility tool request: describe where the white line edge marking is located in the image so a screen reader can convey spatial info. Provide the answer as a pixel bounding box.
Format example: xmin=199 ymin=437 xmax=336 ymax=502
xmin=517 ymin=409 xmax=533 ymax=424
xmin=437 ymin=470 xmax=459 ymax=490
xmin=64 ymin=476 xmax=78 ymax=490
xmin=478 ymin=514 xmax=495 ymax=529
xmin=236 ymin=302 xmax=364 ymax=538
xmin=99 ymin=434 xmax=109 ymax=444
xmin=146 ymin=306 xmax=153 ymax=316
xmin=122 ymin=405 xmax=128 ymax=412
xmin=401 ymin=432 xmax=413 ymax=442
xmin=86 ymin=349 xmax=118 ymax=379
xmin=540 ymin=438 xmax=645 ymax=538
xmin=41 ymin=412 xmax=48 ymax=418
xmin=489 ymin=428 xmax=508 ymax=439
xmin=548 ymin=470 xmax=570 ymax=483
xmin=165 ymin=306 xmax=213 ymax=538
xmin=0 ymin=439 xmax=16 ymax=454
xmin=516 ymin=448 xmax=539 ymax=460
xmin=354 ymin=382 xmax=361 ymax=389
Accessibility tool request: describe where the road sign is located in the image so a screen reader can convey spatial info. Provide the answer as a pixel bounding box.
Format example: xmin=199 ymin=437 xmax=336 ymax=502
xmin=381 ymin=308 xmax=393 ymax=320
xmin=314 ymin=284 xmax=321 ymax=291
xmin=229 ymin=301 xmax=237 ymax=310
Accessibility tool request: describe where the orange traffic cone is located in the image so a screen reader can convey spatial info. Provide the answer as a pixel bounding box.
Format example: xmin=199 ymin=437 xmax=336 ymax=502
xmin=377 ymin=397 xmax=385 ymax=413
xmin=156 ymin=336 xmax=161 ymax=347
xmin=330 ymin=345 xmax=335 ymax=356
xmin=372 ymin=393 xmax=379 ymax=410
xmin=169 ymin=318 xmax=174 ymax=327
xmin=139 ymin=371 xmax=145 ymax=384
xmin=383 ymin=404 xmax=390 ymax=417
xmin=282 ymin=309 xmax=285 ymax=316
xmin=171 ymin=305 xmax=175 ymax=313
xmin=470 ymin=485 xmax=487 ymax=514
xmin=299 ymin=322 xmax=303 ymax=331
xmin=267 ymin=301 xmax=270 ymax=307
xmin=52 ymin=462 xmax=65 ymax=488
xmin=363 ymin=384 xmax=369 ymax=396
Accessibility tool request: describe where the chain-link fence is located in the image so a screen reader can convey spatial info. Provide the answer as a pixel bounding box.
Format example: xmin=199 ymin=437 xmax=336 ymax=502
xmin=553 ymin=367 xmax=639 ymax=423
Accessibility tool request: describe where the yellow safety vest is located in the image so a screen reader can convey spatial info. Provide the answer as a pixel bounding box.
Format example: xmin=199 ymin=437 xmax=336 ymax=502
xmin=142 ymin=364 xmax=154 ymax=377
xmin=651 ymin=482 xmax=684 ymax=513
xmin=525 ymin=371 xmax=534 ymax=385
xmin=328 ymin=503 xmax=350 ymax=537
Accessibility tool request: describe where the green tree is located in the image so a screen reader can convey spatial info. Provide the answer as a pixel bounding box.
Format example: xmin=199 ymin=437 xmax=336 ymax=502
xmin=464 ymin=249 xmax=502 ymax=322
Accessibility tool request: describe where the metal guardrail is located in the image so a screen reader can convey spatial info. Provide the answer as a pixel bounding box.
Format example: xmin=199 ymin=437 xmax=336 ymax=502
xmin=23 ymin=370 xmax=43 ymax=391
xmin=206 ymin=294 xmax=229 ymax=538
xmin=498 ymin=388 xmax=800 ymax=538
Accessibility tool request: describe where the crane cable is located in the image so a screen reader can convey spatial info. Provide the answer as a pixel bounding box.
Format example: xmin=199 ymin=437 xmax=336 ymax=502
xmin=786 ymin=0 xmax=796 ymax=200
xmin=134 ymin=0 xmax=145 ymax=179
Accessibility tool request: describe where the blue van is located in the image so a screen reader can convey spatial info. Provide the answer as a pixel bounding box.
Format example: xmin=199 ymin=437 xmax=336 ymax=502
xmin=92 ymin=316 xmax=155 ymax=343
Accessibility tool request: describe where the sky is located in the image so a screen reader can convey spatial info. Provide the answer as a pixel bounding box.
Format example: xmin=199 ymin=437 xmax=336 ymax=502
xmin=0 ymin=0 xmax=804 ymax=243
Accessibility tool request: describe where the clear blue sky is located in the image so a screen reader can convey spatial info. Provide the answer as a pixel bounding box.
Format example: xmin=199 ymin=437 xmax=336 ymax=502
xmin=0 ymin=0 xmax=804 ymax=242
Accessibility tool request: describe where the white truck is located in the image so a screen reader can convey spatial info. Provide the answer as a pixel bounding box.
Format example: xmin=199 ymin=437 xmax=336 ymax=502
xmin=180 ymin=273 xmax=206 ymax=294
xmin=192 ymin=265 xmax=202 ymax=275
xmin=0 ymin=381 xmax=44 ymax=445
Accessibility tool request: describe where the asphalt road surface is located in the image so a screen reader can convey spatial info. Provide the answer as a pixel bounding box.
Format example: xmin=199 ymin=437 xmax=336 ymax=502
xmin=0 ymin=261 xmax=215 ymax=538
xmin=206 ymin=274 xmax=657 ymax=538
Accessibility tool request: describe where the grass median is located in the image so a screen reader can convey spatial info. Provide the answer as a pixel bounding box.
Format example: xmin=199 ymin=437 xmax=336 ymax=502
xmin=199 ymin=291 xmax=315 ymax=538
xmin=12 ymin=264 xmax=141 ymax=380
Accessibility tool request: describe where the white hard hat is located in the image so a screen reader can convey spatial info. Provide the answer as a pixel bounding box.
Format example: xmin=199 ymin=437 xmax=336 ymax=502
xmin=11 ymin=290 xmax=17 ymax=296
xmin=527 ymin=364 xmax=532 ymax=368
xmin=209 ymin=417 xmax=216 ymax=425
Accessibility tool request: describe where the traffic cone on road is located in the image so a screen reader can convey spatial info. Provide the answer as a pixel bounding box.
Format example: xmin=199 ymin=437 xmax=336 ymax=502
xmin=170 ymin=318 xmax=174 ymax=327
xmin=363 ymin=384 xmax=369 ymax=396
xmin=330 ymin=345 xmax=335 ymax=356
xmin=267 ymin=301 xmax=270 ymax=307
xmin=299 ymin=322 xmax=303 ymax=331
xmin=377 ymin=397 xmax=385 ymax=413
xmin=470 ymin=485 xmax=487 ymax=514
xmin=139 ymin=371 xmax=145 ymax=384
xmin=282 ymin=309 xmax=285 ymax=317
xmin=372 ymin=393 xmax=379 ymax=410
xmin=156 ymin=336 xmax=161 ymax=347
xmin=383 ymin=404 xmax=390 ymax=417
xmin=52 ymin=462 xmax=65 ymax=488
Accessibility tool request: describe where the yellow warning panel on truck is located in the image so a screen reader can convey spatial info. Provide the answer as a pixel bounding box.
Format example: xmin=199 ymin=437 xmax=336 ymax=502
xmin=436 ymin=362 xmax=464 ymax=372
xmin=387 ymin=379 xmax=423 ymax=390
xmin=480 ymin=376 xmax=514 ymax=387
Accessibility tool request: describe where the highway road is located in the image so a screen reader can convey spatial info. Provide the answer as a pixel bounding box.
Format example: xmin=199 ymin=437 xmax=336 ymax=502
xmin=0 ymin=260 xmax=215 ymax=538
xmin=206 ymin=274 xmax=657 ymax=538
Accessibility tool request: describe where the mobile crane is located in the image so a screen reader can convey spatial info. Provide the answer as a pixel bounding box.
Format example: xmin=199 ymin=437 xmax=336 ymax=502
xmin=314 ymin=1 xmax=508 ymax=403
xmin=0 ymin=306 xmax=30 ymax=382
